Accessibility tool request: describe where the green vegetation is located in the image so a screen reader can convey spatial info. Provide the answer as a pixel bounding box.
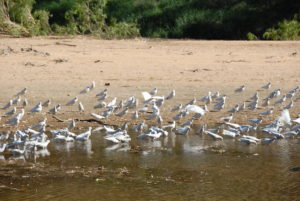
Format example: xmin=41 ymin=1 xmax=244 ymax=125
xmin=0 ymin=0 xmax=300 ymax=39
xmin=263 ymin=18 xmax=300 ymax=40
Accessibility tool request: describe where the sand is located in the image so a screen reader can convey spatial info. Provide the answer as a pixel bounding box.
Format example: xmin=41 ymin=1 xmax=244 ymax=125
xmin=0 ymin=36 xmax=299 ymax=128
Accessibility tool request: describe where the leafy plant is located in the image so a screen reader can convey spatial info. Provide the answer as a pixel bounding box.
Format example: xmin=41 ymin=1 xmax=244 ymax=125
xmin=246 ymin=32 xmax=258 ymax=40
xmin=263 ymin=19 xmax=300 ymax=40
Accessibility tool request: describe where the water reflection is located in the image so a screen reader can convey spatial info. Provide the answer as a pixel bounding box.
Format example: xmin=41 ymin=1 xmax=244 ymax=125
xmin=105 ymin=143 xmax=130 ymax=152
xmin=75 ymin=139 xmax=93 ymax=157
xmin=0 ymin=129 xmax=300 ymax=201
xmin=51 ymin=141 xmax=75 ymax=153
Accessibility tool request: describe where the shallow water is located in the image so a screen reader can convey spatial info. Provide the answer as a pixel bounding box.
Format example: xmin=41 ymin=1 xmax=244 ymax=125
xmin=1 ymin=130 xmax=300 ymax=201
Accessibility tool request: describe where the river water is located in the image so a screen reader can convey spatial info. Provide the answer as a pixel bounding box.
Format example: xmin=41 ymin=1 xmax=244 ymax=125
xmin=0 ymin=130 xmax=300 ymax=201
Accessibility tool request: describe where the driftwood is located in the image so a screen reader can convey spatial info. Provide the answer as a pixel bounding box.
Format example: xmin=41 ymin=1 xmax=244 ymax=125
xmin=52 ymin=115 xmax=116 ymax=126
xmin=55 ymin=42 xmax=77 ymax=47
xmin=52 ymin=115 xmax=66 ymax=122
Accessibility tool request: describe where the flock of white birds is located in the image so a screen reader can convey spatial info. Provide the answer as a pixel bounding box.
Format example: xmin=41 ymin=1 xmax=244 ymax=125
xmin=0 ymin=81 xmax=300 ymax=160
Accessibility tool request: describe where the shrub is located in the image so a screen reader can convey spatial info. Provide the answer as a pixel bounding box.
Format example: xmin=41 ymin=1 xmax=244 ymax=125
xmin=263 ymin=19 xmax=300 ymax=40
xmin=64 ymin=0 xmax=107 ymax=34
xmin=247 ymin=32 xmax=258 ymax=40
xmin=105 ymin=22 xmax=140 ymax=39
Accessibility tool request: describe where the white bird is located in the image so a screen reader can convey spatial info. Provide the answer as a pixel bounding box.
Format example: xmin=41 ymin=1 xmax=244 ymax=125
xmin=292 ymin=116 xmax=300 ymax=124
xmin=8 ymin=109 xmax=25 ymax=126
xmin=78 ymin=102 xmax=84 ymax=112
xmin=149 ymin=88 xmax=158 ymax=95
xmin=172 ymin=112 xmax=183 ymax=121
xmin=66 ymin=97 xmax=78 ymax=106
xmin=278 ymin=109 xmax=291 ymax=126
xmin=162 ymin=121 xmax=176 ymax=131
xmin=185 ymin=104 xmax=205 ymax=116
xmin=133 ymin=120 xmax=145 ymax=132
xmin=42 ymin=99 xmax=51 ymax=107
xmin=214 ymin=101 xmax=225 ymax=111
xmin=90 ymin=113 xmax=105 ymax=120
xmin=261 ymin=82 xmax=271 ymax=89
xmin=115 ymin=107 xmax=129 ymax=117
xmin=2 ymin=100 xmax=13 ymax=110
xmin=120 ymin=121 xmax=128 ymax=131
xmin=205 ymin=131 xmax=223 ymax=141
xmin=96 ymin=89 xmax=107 ymax=97
xmin=155 ymin=97 xmax=164 ymax=107
xmin=12 ymin=96 xmax=21 ymax=105
xmin=166 ymin=90 xmax=175 ymax=100
xmin=5 ymin=107 xmax=16 ymax=116
xmin=286 ymin=91 xmax=296 ymax=98
xmin=35 ymin=139 xmax=50 ymax=149
xmin=80 ymin=86 xmax=90 ymax=94
xmin=97 ymin=93 xmax=108 ymax=101
xmin=138 ymin=130 xmax=161 ymax=140
xmin=228 ymin=105 xmax=239 ymax=113
xmin=185 ymin=98 xmax=196 ymax=106
xmin=181 ymin=118 xmax=193 ymax=127
xmin=94 ymin=101 xmax=106 ymax=109
xmin=16 ymin=88 xmax=27 ymax=96
xmin=0 ymin=143 xmax=6 ymax=153
xmin=176 ymin=126 xmax=191 ymax=135
xmin=204 ymin=104 xmax=209 ymax=112
xmin=127 ymin=97 xmax=139 ymax=109
xmin=250 ymin=91 xmax=259 ymax=101
xmin=48 ymin=104 xmax=61 ymax=114
xmin=105 ymin=131 xmax=131 ymax=144
xmin=235 ymin=85 xmax=245 ymax=93
xmin=248 ymin=100 xmax=258 ymax=110
xmin=23 ymin=98 xmax=28 ymax=107
xmin=131 ymin=111 xmax=138 ymax=120
xmin=267 ymin=89 xmax=281 ymax=99
xmin=249 ymin=117 xmax=263 ymax=125
xmin=0 ymin=132 xmax=10 ymax=141
xmin=211 ymin=91 xmax=220 ymax=100
xmin=283 ymin=131 xmax=298 ymax=138
xmin=222 ymin=129 xmax=239 ymax=138
xmin=90 ymin=81 xmax=96 ymax=90
xmin=239 ymin=138 xmax=258 ymax=145
xmin=157 ymin=115 xmax=163 ymax=125
xmin=101 ymin=108 xmax=114 ymax=118
xmin=200 ymin=91 xmax=212 ymax=104
xmin=146 ymin=108 xmax=160 ymax=120
xmin=29 ymin=102 xmax=42 ymax=114
xmin=107 ymin=97 xmax=117 ymax=107
xmin=8 ymin=146 xmax=26 ymax=155
xmin=274 ymin=95 xmax=286 ymax=105
xmin=141 ymin=91 xmax=152 ymax=103
xmin=171 ymin=104 xmax=182 ymax=112
xmin=284 ymin=101 xmax=293 ymax=110
xmin=215 ymin=95 xmax=227 ymax=102
xmin=137 ymin=105 xmax=148 ymax=113
xmin=225 ymin=122 xmax=241 ymax=129
xmin=196 ymin=124 xmax=206 ymax=134
xmin=260 ymin=108 xmax=273 ymax=116
xmin=54 ymin=134 xmax=74 ymax=142
xmin=266 ymin=131 xmax=284 ymax=139
xmin=31 ymin=118 xmax=47 ymax=129
xmin=220 ymin=113 xmax=233 ymax=122
xmin=75 ymin=127 xmax=92 ymax=141
xmin=262 ymin=98 xmax=270 ymax=107
xmin=68 ymin=119 xmax=76 ymax=129
xmin=237 ymin=102 xmax=245 ymax=111
xmin=261 ymin=138 xmax=276 ymax=145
